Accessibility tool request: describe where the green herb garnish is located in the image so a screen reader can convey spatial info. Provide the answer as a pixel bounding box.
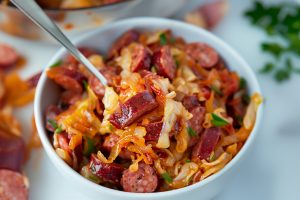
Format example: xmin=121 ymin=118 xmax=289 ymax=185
xmin=159 ymin=33 xmax=168 ymax=46
xmin=185 ymin=159 xmax=191 ymax=163
xmin=209 ymin=152 xmax=216 ymax=162
xmin=161 ymin=172 xmax=173 ymax=183
xmin=54 ymin=126 xmax=63 ymax=134
xmin=211 ymin=113 xmax=229 ymax=127
xmin=50 ymin=60 xmax=62 ymax=68
xmin=259 ymin=63 xmax=275 ymax=74
xmin=239 ymin=77 xmax=247 ymax=90
xmin=245 ymin=1 xmax=300 ymax=82
xmin=175 ymin=60 xmax=180 ymax=68
xmin=48 ymin=119 xmax=58 ymax=129
xmin=210 ymin=85 xmax=223 ymax=96
xmin=83 ymin=137 xmax=96 ymax=156
xmin=187 ymin=126 xmax=197 ymax=137
xmin=261 ymin=42 xmax=285 ymax=58
xmin=82 ymin=80 xmax=88 ymax=90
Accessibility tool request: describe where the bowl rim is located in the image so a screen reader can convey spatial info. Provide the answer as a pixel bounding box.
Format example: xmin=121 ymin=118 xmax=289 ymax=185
xmin=34 ymin=17 xmax=264 ymax=198
xmin=2 ymin=0 xmax=136 ymax=12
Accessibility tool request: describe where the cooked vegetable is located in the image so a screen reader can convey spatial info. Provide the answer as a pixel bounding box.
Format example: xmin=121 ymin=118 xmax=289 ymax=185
xmin=45 ymin=29 xmax=262 ymax=193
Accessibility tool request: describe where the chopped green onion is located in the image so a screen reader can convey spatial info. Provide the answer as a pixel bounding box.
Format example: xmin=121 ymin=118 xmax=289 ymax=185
xmin=185 ymin=159 xmax=191 ymax=163
xmin=211 ymin=113 xmax=229 ymax=127
xmin=159 ymin=33 xmax=168 ymax=46
xmin=82 ymin=80 xmax=88 ymax=90
xmin=175 ymin=60 xmax=180 ymax=68
xmin=84 ymin=137 xmax=96 ymax=156
xmin=48 ymin=119 xmax=58 ymax=129
xmin=210 ymin=85 xmax=223 ymax=96
xmin=239 ymin=77 xmax=247 ymax=90
xmin=54 ymin=126 xmax=63 ymax=134
xmin=50 ymin=60 xmax=62 ymax=68
xmin=161 ymin=172 xmax=173 ymax=183
xmin=209 ymin=152 xmax=216 ymax=162
xmin=187 ymin=126 xmax=197 ymax=137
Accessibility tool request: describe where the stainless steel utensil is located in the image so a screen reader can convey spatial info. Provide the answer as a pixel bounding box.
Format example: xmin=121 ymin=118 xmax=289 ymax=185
xmin=11 ymin=0 xmax=108 ymax=86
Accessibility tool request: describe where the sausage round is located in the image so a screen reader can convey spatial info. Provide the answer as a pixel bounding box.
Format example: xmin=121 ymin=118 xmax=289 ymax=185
xmin=131 ymin=44 xmax=151 ymax=72
xmin=192 ymin=127 xmax=221 ymax=161
xmin=121 ymin=163 xmax=158 ymax=193
xmin=108 ymin=30 xmax=139 ymax=58
xmin=152 ymin=46 xmax=176 ymax=80
xmin=0 ymin=169 xmax=28 ymax=200
xmin=0 ymin=44 xmax=19 ymax=69
xmin=185 ymin=42 xmax=219 ymax=68
xmin=0 ymin=130 xmax=25 ymax=172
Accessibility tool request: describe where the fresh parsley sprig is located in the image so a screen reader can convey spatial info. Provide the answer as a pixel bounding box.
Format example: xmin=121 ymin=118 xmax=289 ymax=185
xmin=245 ymin=1 xmax=300 ymax=82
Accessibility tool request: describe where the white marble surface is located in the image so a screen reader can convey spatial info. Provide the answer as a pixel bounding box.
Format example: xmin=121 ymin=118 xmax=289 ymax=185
xmin=0 ymin=0 xmax=299 ymax=199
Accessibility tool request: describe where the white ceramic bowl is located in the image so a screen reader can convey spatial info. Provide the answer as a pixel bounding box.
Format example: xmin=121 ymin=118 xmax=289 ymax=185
xmin=34 ymin=17 xmax=263 ymax=200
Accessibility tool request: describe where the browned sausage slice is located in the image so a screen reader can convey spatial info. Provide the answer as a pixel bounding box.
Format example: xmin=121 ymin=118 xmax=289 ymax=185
xmin=0 ymin=130 xmax=25 ymax=172
xmin=144 ymin=121 xmax=179 ymax=141
xmin=0 ymin=169 xmax=28 ymax=200
xmin=108 ymin=30 xmax=139 ymax=58
xmin=185 ymin=42 xmax=219 ymax=68
xmin=89 ymin=154 xmax=124 ymax=184
xmin=131 ymin=44 xmax=151 ymax=72
xmin=188 ymin=106 xmax=206 ymax=135
xmin=0 ymin=44 xmax=19 ymax=69
xmin=89 ymin=67 xmax=119 ymax=98
xmin=192 ymin=127 xmax=221 ymax=161
xmin=47 ymin=67 xmax=84 ymax=93
xmin=152 ymin=46 xmax=176 ymax=80
xmin=182 ymin=95 xmax=201 ymax=112
xmin=109 ymin=91 xmax=158 ymax=129
xmin=121 ymin=163 xmax=158 ymax=193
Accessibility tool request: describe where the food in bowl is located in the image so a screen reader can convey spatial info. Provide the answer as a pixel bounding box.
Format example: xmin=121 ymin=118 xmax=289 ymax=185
xmin=44 ymin=29 xmax=262 ymax=193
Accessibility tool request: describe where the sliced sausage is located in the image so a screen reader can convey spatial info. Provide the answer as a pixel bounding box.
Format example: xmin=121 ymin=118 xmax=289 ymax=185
xmin=188 ymin=106 xmax=206 ymax=147
xmin=182 ymin=95 xmax=201 ymax=112
xmin=64 ymin=47 xmax=99 ymax=65
xmin=47 ymin=67 xmax=84 ymax=93
xmin=192 ymin=127 xmax=221 ymax=161
xmin=152 ymin=46 xmax=176 ymax=80
xmin=89 ymin=154 xmax=124 ymax=184
xmin=131 ymin=44 xmax=151 ymax=72
xmin=0 ymin=130 xmax=25 ymax=172
xmin=185 ymin=42 xmax=219 ymax=68
xmin=144 ymin=120 xmax=179 ymax=141
xmin=45 ymin=105 xmax=62 ymax=132
xmin=102 ymin=134 xmax=133 ymax=159
xmin=0 ymin=44 xmax=19 ymax=69
xmin=27 ymin=71 xmax=42 ymax=88
xmin=59 ymin=90 xmax=82 ymax=107
xmin=89 ymin=67 xmax=120 ymax=98
xmin=109 ymin=91 xmax=158 ymax=129
xmin=121 ymin=163 xmax=158 ymax=193
xmin=188 ymin=106 xmax=206 ymax=135
xmin=0 ymin=169 xmax=28 ymax=200
xmin=108 ymin=30 xmax=139 ymax=58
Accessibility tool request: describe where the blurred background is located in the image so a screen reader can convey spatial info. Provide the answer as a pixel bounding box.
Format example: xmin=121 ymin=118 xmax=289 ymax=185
xmin=0 ymin=0 xmax=299 ymax=200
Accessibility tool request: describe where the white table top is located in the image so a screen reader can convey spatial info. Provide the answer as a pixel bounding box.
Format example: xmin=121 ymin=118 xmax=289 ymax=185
xmin=1 ymin=0 xmax=299 ymax=199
